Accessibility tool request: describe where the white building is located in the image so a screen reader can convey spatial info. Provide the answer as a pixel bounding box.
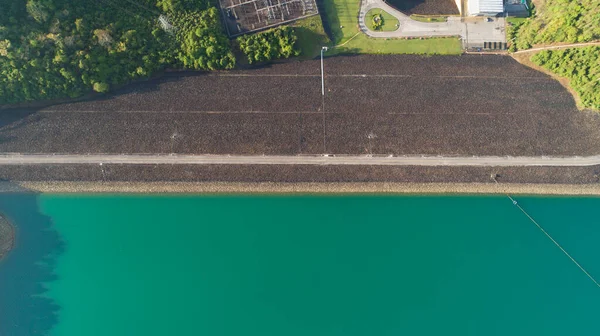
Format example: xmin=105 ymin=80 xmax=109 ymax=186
xmin=468 ymin=0 xmax=504 ymax=16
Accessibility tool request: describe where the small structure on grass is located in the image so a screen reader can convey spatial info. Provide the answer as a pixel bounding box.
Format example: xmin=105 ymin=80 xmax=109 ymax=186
xmin=504 ymin=0 xmax=529 ymax=17
xmin=372 ymin=14 xmax=383 ymax=30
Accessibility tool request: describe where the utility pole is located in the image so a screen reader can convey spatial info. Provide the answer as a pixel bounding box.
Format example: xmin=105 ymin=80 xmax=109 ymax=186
xmin=170 ymin=132 xmax=178 ymax=154
xmin=320 ymin=46 xmax=328 ymax=153
xmin=321 ymin=46 xmax=328 ymax=96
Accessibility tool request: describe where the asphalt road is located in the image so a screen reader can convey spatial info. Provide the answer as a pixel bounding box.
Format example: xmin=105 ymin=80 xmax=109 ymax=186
xmin=2 ymin=153 xmax=600 ymax=167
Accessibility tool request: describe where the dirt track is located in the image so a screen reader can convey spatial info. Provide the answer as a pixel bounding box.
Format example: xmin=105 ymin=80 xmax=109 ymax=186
xmin=1 ymin=54 xmax=600 ymax=157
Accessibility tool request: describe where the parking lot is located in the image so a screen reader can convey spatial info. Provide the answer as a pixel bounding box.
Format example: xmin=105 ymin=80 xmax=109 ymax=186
xmin=463 ymin=17 xmax=506 ymax=49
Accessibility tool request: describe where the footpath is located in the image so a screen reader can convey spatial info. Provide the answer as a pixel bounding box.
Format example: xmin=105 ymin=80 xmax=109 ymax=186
xmin=514 ymin=41 xmax=600 ymax=54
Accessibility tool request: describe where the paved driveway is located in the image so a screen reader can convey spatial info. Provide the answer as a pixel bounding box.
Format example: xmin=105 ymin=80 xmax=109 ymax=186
xmin=358 ymin=0 xmax=505 ymax=47
xmin=463 ymin=17 xmax=506 ymax=47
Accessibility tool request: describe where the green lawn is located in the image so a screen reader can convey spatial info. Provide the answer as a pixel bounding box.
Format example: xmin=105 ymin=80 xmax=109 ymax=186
xmin=506 ymin=17 xmax=527 ymax=26
xmin=366 ymin=9 xmax=399 ymax=32
xmin=330 ymin=35 xmax=463 ymax=55
xmin=322 ymin=0 xmax=463 ymax=54
xmin=292 ymin=15 xmax=331 ymax=59
xmin=323 ymin=0 xmax=361 ymax=44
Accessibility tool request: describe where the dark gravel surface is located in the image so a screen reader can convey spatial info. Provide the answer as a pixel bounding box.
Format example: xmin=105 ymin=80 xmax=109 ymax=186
xmin=1 ymin=54 xmax=600 ymax=156
xmin=1 ymin=164 xmax=599 ymax=184
xmin=385 ymin=0 xmax=460 ymax=15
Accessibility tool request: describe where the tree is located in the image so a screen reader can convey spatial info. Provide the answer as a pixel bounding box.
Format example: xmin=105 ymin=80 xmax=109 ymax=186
xmin=237 ymin=27 xmax=300 ymax=64
xmin=93 ymin=82 xmax=109 ymax=93
xmin=26 ymin=0 xmax=49 ymax=23
xmin=0 ymin=0 xmax=236 ymax=105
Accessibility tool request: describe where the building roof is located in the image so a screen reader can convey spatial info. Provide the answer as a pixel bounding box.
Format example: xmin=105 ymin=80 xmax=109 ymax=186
xmin=468 ymin=0 xmax=504 ymax=14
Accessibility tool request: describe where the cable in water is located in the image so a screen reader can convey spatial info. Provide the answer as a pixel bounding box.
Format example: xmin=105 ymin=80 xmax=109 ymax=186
xmin=492 ymin=175 xmax=600 ymax=288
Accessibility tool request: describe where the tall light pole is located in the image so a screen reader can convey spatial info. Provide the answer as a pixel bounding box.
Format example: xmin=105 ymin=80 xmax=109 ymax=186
xmin=321 ymin=46 xmax=328 ymax=96
xmin=320 ymin=46 xmax=328 ymax=153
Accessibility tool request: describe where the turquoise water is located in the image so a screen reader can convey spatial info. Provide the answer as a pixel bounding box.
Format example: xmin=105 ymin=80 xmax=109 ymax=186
xmin=1 ymin=194 xmax=600 ymax=336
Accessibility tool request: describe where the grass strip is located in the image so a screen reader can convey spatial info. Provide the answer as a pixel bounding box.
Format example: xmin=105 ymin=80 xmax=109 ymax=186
xmin=331 ymin=35 xmax=462 ymax=55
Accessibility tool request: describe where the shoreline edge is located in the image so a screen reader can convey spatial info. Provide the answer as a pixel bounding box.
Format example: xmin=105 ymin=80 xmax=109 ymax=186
xmin=2 ymin=181 xmax=600 ymax=195
xmin=0 ymin=214 xmax=15 ymax=261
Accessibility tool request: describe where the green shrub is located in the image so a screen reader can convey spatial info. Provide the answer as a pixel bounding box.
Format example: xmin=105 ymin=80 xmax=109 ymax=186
xmin=173 ymin=8 xmax=235 ymax=70
xmin=531 ymin=47 xmax=600 ymax=110
xmin=372 ymin=14 xmax=383 ymax=30
xmin=93 ymin=82 xmax=110 ymax=93
xmin=237 ymin=27 xmax=300 ymax=64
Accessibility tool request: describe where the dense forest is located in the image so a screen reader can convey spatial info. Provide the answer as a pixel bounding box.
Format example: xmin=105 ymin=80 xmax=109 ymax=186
xmin=0 ymin=0 xmax=235 ymax=104
xmin=514 ymin=0 xmax=600 ymax=50
xmin=509 ymin=0 xmax=600 ymax=110
xmin=237 ymin=27 xmax=300 ymax=64
xmin=531 ymin=47 xmax=600 ymax=110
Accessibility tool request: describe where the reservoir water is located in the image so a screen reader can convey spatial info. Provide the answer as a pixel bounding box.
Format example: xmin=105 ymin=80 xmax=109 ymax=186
xmin=1 ymin=194 xmax=599 ymax=336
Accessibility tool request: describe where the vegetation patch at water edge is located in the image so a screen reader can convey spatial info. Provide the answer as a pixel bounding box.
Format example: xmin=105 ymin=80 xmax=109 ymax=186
xmin=0 ymin=214 xmax=15 ymax=261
